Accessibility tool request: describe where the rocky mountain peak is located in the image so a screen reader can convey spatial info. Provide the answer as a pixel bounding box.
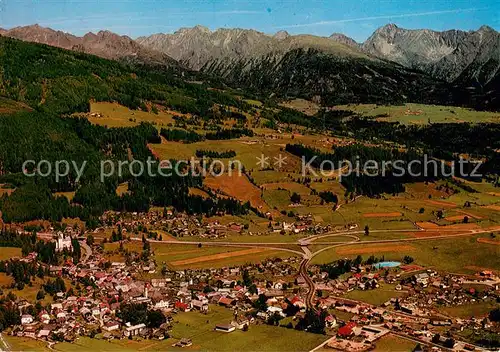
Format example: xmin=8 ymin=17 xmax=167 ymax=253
xmin=273 ymin=30 xmax=290 ymax=40
xmin=478 ymin=25 xmax=496 ymax=33
xmin=329 ymin=33 xmax=358 ymax=47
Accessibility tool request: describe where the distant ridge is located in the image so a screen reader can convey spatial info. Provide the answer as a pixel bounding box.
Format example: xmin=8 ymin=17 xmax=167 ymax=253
xmin=0 ymin=24 xmax=179 ymax=68
xmin=1 ymin=23 xmax=499 ymax=110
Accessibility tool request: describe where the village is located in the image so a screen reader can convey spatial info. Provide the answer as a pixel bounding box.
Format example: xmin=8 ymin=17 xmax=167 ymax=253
xmin=3 ymin=210 xmax=498 ymax=352
xmin=92 ymin=209 xmax=340 ymax=240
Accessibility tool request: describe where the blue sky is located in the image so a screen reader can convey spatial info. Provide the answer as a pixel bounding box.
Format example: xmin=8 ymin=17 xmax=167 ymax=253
xmin=1 ymin=0 xmax=498 ymax=41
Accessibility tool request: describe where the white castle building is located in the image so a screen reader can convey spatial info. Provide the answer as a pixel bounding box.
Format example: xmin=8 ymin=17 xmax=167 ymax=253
xmin=55 ymin=232 xmax=73 ymax=252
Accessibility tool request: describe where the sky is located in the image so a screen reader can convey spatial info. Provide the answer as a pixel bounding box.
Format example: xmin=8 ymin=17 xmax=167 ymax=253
xmin=0 ymin=0 xmax=498 ymax=42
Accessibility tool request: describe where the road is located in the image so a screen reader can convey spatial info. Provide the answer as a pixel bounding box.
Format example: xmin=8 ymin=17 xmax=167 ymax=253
xmin=138 ymin=225 xmax=500 ymax=310
xmin=35 ymin=225 xmax=500 ymax=311
xmin=0 ymin=333 xmax=10 ymax=352
xmin=79 ymin=240 xmax=92 ymax=263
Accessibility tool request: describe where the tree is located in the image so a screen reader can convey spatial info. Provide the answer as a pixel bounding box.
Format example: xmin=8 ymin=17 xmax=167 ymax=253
xmin=419 ymin=208 xmax=425 ymax=214
xmin=403 ymin=255 xmax=414 ymax=264
xmin=147 ymin=310 xmax=166 ymax=328
xmin=242 ymin=269 xmax=252 ymax=288
xmin=364 ymin=225 xmax=369 ymax=236
xmin=253 ymin=294 xmax=268 ymax=311
xmin=248 ymin=284 xmax=258 ymax=295
xmin=463 ymin=216 xmax=469 ymax=223
xmin=267 ymin=312 xmax=282 ymax=326
xmin=354 ymin=255 xmax=362 ymax=266
xmin=412 ymin=343 xmax=423 ymax=352
xmin=444 ymin=338 xmax=455 ymax=348
xmin=71 ymin=238 xmax=81 ymax=263
xmin=86 ymin=235 xmax=94 ymax=246
xmin=432 ymin=334 xmax=441 ymax=344
xmin=489 ymin=308 xmax=500 ymax=322
xmin=290 ymin=193 xmax=301 ymax=204
xmin=36 ymin=290 xmax=45 ymax=300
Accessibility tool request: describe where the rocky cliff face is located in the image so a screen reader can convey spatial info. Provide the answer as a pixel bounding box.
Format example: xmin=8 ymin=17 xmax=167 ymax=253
xmin=363 ymin=24 xmax=500 ymax=85
xmin=137 ymin=26 xmax=369 ymax=70
xmin=1 ymin=24 xmax=178 ymax=67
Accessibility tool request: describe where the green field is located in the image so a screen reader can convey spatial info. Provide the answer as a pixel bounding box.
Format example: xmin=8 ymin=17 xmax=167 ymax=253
xmin=373 ymin=334 xmax=418 ymax=351
xmin=334 ymin=103 xmax=500 ymax=124
xmin=55 ymin=336 xmax=174 ymax=352
xmin=53 ymin=305 xmax=327 ymax=352
xmin=4 ymin=335 xmax=49 ymax=352
xmin=438 ymin=301 xmax=497 ymax=318
xmin=104 ymin=241 xmax=293 ymax=270
xmin=84 ymin=102 xmax=176 ymax=128
xmin=168 ymin=305 xmax=327 ymax=351
xmin=344 ymin=284 xmax=406 ymax=306
xmin=311 ymin=235 xmax=500 ymax=274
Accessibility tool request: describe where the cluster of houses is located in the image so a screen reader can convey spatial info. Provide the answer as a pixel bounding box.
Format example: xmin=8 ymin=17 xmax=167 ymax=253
xmin=11 ymin=246 xmax=310 ymax=345
xmin=91 ymin=209 xmax=342 ymax=242
xmin=307 ymin=265 xmax=499 ymax=352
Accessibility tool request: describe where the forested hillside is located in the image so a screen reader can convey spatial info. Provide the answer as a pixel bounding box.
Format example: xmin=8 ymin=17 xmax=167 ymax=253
xmin=0 ymin=36 xmax=244 ymax=115
xmin=0 ymin=37 xmax=251 ymax=224
xmin=202 ymin=48 xmax=454 ymax=107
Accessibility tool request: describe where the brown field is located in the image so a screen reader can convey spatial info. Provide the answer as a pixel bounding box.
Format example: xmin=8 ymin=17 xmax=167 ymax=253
xmin=400 ymin=264 xmax=424 ymax=272
xmin=404 ymin=182 xmax=451 ymax=199
xmin=444 ymin=223 xmax=480 ymax=230
xmin=483 ymin=205 xmax=500 ymax=211
xmin=170 ymin=248 xmax=272 ymax=266
xmin=416 ymin=221 xmax=440 ymax=229
xmin=0 ymin=273 xmax=13 ymax=286
xmin=54 ymin=191 xmax=76 ymax=201
xmin=477 ymin=237 xmax=500 ymax=246
xmin=444 ymin=215 xmax=468 ymax=221
xmin=456 ymin=210 xmax=484 ymax=219
xmin=487 ymin=192 xmax=500 ymax=197
xmin=188 ymin=187 xmax=211 ymax=198
xmin=204 ymin=173 xmax=273 ymax=214
xmin=336 ymin=244 xmax=416 ymax=256
xmin=362 ymin=212 xmax=402 ymax=218
xmin=425 ymin=199 xmax=457 ymax=208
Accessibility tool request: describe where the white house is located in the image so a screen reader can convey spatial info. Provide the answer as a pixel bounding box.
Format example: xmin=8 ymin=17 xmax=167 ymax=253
xmin=21 ymin=314 xmax=34 ymax=325
xmin=124 ymin=323 xmax=146 ymax=337
xmin=103 ymin=321 xmax=120 ymax=331
xmin=154 ymin=300 xmax=170 ymax=309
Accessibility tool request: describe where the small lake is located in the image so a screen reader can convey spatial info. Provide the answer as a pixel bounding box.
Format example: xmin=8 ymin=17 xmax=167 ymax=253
xmin=373 ymin=261 xmax=401 ymax=268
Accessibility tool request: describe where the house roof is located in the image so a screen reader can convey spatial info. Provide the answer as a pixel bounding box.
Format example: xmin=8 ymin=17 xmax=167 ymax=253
xmin=338 ymin=322 xmax=356 ymax=337
xmin=218 ymin=297 xmax=234 ymax=306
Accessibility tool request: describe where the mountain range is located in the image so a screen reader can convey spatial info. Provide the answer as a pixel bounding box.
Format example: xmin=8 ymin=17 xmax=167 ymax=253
xmin=1 ymin=23 xmax=499 ymax=109
xmin=0 ymin=24 xmax=179 ymax=68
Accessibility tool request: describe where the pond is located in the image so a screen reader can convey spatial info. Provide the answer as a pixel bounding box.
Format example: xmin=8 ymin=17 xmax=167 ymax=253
xmin=373 ymin=261 xmax=401 ymax=269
